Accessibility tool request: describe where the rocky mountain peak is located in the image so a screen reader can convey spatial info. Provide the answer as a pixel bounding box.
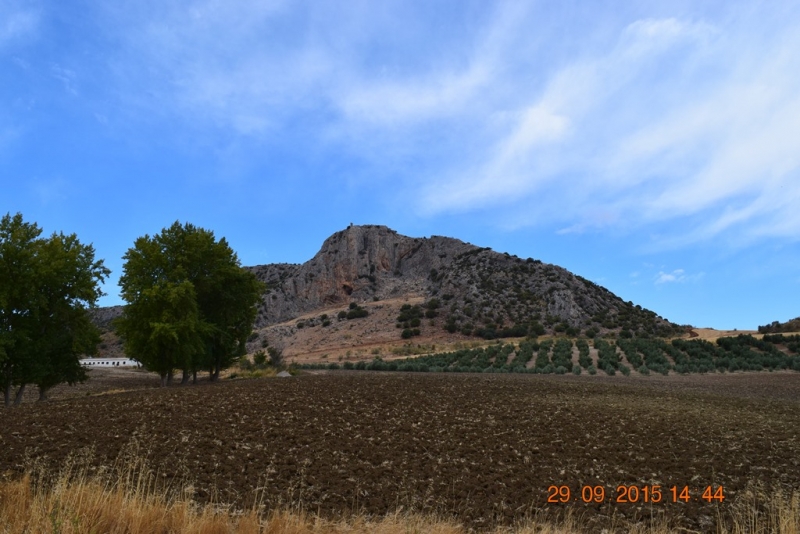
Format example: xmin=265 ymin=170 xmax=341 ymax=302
xmin=249 ymin=225 xmax=479 ymax=326
xmin=248 ymin=225 xmax=681 ymax=339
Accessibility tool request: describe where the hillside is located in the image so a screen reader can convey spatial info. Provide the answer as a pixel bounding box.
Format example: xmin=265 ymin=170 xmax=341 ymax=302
xmin=759 ymin=317 xmax=800 ymax=334
xmin=92 ymin=225 xmax=685 ymax=361
xmin=243 ymin=225 xmax=683 ymax=359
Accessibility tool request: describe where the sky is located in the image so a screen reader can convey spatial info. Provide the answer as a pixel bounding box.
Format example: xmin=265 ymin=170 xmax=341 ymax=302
xmin=2 ymin=0 xmax=799 ymax=330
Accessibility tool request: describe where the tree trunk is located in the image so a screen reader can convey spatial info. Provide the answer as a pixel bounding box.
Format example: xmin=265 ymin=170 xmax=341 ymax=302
xmin=192 ymin=370 xmax=197 ymax=385
xmin=167 ymin=370 xmax=174 ymax=386
xmin=13 ymin=384 xmax=26 ymax=406
xmin=160 ymin=373 xmax=168 ymax=387
xmin=37 ymin=387 xmax=49 ymax=402
xmin=3 ymin=383 xmax=10 ymax=407
xmin=181 ymin=369 xmax=189 ymax=385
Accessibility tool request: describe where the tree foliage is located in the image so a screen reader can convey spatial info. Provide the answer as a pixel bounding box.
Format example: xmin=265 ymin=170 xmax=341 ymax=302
xmin=0 ymin=213 xmax=109 ymax=406
xmin=116 ymin=222 xmax=263 ymax=385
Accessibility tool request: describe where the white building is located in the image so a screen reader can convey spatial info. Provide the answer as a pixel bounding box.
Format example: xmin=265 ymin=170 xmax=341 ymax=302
xmin=80 ymin=357 xmax=142 ymax=368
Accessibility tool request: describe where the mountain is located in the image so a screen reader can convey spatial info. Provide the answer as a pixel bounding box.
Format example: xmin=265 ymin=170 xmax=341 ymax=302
xmin=247 ymin=224 xmax=683 ymax=340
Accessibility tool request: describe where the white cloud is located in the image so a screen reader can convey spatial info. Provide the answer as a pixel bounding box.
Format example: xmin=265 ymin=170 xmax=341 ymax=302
xmin=100 ymin=0 xmax=320 ymax=135
xmin=336 ymin=2 xmax=531 ymax=129
xmin=32 ymin=177 xmax=69 ymax=206
xmin=51 ymin=65 xmax=78 ymax=95
xmin=412 ymin=9 xmax=800 ymax=246
xmin=85 ymin=1 xmax=800 ymax=248
xmin=500 ymin=104 xmax=570 ymax=159
xmin=0 ymin=2 xmax=39 ymax=48
xmin=339 ymin=63 xmax=490 ymax=126
xmin=416 ymin=16 xmax=720 ymax=215
xmin=655 ymin=269 xmax=685 ymax=284
xmin=654 ymin=268 xmax=704 ymax=285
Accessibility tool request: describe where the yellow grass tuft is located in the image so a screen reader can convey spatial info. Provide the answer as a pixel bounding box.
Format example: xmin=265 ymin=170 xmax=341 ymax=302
xmin=1 ymin=463 xmax=798 ymax=533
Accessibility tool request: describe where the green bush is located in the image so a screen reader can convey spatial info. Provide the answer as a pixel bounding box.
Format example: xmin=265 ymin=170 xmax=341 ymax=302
xmin=346 ymin=306 xmax=369 ymax=319
xmin=565 ymin=326 xmax=579 ymax=337
xmin=267 ymin=346 xmax=283 ymax=367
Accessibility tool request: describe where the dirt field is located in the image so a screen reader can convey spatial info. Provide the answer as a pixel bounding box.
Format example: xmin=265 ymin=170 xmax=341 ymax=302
xmin=2 ymin=370 xmax=799 ymax=531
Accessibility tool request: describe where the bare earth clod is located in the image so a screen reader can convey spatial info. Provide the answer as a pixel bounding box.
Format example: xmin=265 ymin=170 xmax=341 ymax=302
xmin=2 ymin=370 xmax=799 ymax=531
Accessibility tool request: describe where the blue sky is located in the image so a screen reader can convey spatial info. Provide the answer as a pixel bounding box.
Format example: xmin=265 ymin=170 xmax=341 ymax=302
xmin=2 ymin=0 xmax=799 ymax=329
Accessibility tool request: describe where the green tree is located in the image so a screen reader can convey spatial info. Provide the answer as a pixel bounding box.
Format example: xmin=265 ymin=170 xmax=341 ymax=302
xmin=116 ymin=222 xmax=263 ymax=385
xmin=117 ymin=279 xmax=204 ymax=386
xmin=0 ymin=213 xmax=109 ymax=406
xmin=32 ymin=232 xmax=110 ymax=400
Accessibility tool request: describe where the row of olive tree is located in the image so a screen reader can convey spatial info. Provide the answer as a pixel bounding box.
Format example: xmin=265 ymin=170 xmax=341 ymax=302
xmin=1 ymin=214 xmax=264 ymax=404
xmin=0 ymin=213 xmax=109 ymax=406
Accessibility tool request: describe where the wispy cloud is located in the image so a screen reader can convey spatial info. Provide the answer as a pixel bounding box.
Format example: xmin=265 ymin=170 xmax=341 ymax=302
xmin=655 ymin=269 xmax=686 ymax=284
xmin=51 ymin=65 xmax=78 ymax=95
xmin=414 ymin=9 xmax=800 ymax=246
xmin=654 ymin=269 xmax=704 ymax=285
xmin=80 ymin=1 xmax=800 ymax=249
xmin=32 ymin=177 xmax=69 ymax=206
xmin=0 ymin=2 xmax=39 ymax=49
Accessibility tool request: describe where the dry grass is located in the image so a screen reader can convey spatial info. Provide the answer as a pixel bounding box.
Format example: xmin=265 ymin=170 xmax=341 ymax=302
xmin=687 ymin=328 xmax=758 ymax=342
xmin=1 ymin=462 xmax=798 ymax=534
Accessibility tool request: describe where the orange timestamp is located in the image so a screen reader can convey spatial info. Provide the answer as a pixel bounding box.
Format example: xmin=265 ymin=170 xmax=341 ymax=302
xmin=547 ymin=484 xmax=725 ymax=504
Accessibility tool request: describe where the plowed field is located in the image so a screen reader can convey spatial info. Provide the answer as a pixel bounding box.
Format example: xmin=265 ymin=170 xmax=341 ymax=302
xmin=2 ymin=372 xmax=799 ymax=531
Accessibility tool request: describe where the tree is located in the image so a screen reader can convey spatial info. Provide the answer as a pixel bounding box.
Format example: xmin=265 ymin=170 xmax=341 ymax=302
xmin=0 ymin=213 xmax=109 ymax=406
xmin=32 ymin=232 xmax=110 ymax=400
xmin=116 ymin=222 xmax=263 ymax=385
xmin=116 ymin=280 xmax=204 ymax=386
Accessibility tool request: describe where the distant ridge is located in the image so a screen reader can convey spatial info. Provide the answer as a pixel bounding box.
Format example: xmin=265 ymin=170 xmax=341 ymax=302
xmin=759 ymin=317 xmax=800 ymax=334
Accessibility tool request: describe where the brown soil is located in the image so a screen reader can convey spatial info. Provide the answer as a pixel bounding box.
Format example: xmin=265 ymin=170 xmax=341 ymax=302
xmin=2 ymin=371 xmax=799 ymax=531
xmin=9 ymin=367 xmax=160 ymax=404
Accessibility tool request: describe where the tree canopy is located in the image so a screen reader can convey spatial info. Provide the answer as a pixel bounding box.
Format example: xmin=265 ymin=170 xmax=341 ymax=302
xmin=0 ymin=213 xmax=109 ymax=406
xmin=116 ymin=221 xmax=263 ymax=385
